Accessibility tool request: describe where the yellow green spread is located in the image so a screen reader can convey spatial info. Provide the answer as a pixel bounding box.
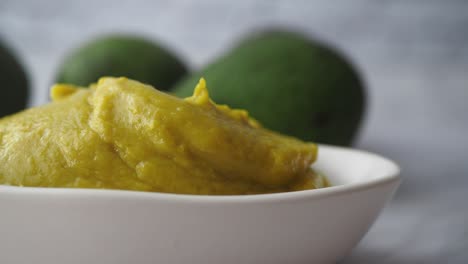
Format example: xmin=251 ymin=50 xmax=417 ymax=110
xmin=0 ymin=77 xmax=328 ymax=194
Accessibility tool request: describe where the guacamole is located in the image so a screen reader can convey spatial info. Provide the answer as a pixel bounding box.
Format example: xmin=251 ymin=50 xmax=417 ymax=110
xmin=0 ymin=77 xmax=328 ymax=194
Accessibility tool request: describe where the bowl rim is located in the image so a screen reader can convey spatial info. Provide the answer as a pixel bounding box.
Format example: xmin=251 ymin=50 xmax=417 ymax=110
xmin=0 ymin=145 xmax=401 ymax=203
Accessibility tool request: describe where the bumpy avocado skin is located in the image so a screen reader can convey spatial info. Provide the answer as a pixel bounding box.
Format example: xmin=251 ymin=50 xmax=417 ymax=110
xmin=172 ymin=30 xmax=365 ymax=146
xmin=0 ymin=40 xmax=29 ymax=118
xmin=56 ymin=35 xmax=188 ymax=91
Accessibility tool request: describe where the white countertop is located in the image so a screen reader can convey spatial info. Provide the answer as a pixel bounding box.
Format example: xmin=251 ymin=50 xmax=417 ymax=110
xmin=1 ymin=0 xmax=467 ymax=262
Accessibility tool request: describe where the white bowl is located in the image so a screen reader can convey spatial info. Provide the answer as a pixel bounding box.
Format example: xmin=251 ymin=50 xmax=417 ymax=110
xmin=0 ymin=145 xmax=400 ymax=264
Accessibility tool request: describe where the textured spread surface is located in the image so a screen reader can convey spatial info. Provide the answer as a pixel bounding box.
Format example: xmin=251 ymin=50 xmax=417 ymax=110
xmin=0 ymin=77 xmax=324 ymax=194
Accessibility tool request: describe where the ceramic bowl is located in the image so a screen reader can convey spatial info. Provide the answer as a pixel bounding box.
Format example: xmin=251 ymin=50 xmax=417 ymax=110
xmin=0 ymin=145 xmax=400 ymax=264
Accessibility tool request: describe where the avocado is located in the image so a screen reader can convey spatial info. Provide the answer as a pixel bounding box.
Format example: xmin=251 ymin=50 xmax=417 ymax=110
xmin=0 ymin=39 xmax=29 ymax=117
xmin=56 ymin=34 xmax=188 ymax=91
xmin=172 ymin=30 xmax=365 ymax=146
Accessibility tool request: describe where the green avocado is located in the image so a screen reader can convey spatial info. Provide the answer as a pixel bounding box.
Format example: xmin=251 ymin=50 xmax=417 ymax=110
xmin=0 ymin=39 xmax=29 ymax=118
xmin=172 ymin=30 xmax=366 ymax=146
xmin=56 ymin=34 xmax=188 ymax=91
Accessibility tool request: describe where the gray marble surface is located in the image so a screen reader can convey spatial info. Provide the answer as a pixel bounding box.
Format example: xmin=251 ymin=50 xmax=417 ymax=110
xmin=1 ymin=0 xmax=467 ymax=263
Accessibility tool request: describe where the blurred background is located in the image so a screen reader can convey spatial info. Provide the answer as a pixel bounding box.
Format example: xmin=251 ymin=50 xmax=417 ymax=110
xmin=1 ymin=0 xmax=467 ymax=263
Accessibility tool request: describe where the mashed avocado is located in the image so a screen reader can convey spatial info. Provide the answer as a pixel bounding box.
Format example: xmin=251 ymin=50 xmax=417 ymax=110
xmin=0 ymin=77 xmax=328 ymax=195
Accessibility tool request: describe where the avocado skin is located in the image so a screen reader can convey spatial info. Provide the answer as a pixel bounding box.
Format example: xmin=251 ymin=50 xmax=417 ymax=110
xmin=0 ymin=40 xmax=29 ymax=118
xmin=172 ymin=30 xmax=365 ymax=146
xmin=56 ymin=35 xmax=188 ymax=91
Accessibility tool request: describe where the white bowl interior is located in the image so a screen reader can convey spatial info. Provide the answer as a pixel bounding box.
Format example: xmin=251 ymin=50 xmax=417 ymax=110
xmin=314 ymin=145 xmax=399 ymax=187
